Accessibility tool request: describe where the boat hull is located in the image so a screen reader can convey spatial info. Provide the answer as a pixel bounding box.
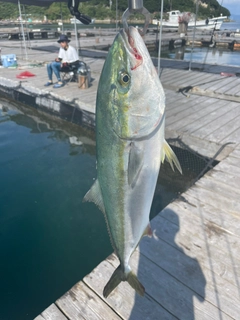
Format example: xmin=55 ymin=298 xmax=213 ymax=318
xmin=152 ymin=11 xmax=227 ymax=31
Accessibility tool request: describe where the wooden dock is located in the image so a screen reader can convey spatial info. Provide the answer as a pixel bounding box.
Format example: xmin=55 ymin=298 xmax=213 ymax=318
xmin=0 ymin=40 xmax=240 ymax=319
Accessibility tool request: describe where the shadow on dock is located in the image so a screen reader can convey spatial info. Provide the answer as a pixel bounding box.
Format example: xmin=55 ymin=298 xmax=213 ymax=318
xmin=129 ymin=210 xmax=206 ymax=319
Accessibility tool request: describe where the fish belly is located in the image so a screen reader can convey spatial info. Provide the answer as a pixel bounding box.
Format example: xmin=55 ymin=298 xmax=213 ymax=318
xmin=98 ymin=121 xmax=164 ymax=269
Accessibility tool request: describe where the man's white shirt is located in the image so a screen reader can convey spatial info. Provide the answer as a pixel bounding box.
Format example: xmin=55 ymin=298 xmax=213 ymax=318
xmin=58 ymin=45 xmax=79 ymax=63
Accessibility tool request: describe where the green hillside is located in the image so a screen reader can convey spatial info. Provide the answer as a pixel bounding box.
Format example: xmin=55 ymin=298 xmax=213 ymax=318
xmin=0 ymin=0 xmax=230 ymax=21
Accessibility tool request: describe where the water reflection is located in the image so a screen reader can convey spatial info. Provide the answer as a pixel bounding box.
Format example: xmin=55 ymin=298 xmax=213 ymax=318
xmin=160 ymin=45 xmax=240 ymax=66
xmin=0 ymin=98 xmax=96 ymax=156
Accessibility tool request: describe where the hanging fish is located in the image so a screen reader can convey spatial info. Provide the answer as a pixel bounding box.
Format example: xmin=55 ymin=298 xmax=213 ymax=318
xmin=84 ymin=26 xmax=182 ymax=297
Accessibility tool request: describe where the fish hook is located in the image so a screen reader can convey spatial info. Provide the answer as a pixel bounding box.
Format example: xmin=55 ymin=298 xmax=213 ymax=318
xmin=122 ymin=0 xmax=151 ymax=35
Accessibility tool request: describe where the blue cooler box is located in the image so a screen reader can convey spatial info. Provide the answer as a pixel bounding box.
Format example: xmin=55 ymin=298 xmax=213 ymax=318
xmin=1 ymin=54 xmax=17 ymax=68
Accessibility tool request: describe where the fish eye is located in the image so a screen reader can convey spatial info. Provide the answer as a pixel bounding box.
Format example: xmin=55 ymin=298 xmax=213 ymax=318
xmin=119 ymin=72 xmax=130 ymax=86
xmin=122 ymin=74 xmax=129 ymax=83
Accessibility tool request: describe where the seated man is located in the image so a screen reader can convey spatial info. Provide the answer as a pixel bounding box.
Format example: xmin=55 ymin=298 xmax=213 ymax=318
xmin=45 ymin=34 xmax=79 ymax=89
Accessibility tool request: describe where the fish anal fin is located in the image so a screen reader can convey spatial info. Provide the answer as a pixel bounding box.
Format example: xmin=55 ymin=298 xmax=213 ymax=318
xmin=162 ymin=140 xmax=182 ymax=174
xmin=103 ymin=265 xmax=145 ymax=298
xmin=83 ymin=179 xmax=105 ymax=214
xmin=143 ymin=223 xmax=153 ymax=238
xmin=128 ymin=142 xmax=144 ymax=188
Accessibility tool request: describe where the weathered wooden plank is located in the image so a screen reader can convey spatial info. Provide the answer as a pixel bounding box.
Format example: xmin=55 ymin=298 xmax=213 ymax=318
xmin=160 ymin=198 xmax=240 ymax=262
xmin=160 ymin=68 xmax=180 ymax=82
xmin=214 ymin=158 xmax=240 ymax=176
xmin=208 ymin=76 xmax=237 ymax=93
xmin=169 ymin=70 xmax=208 ymax=87
xmin=170 ymin=189 xmax=240 ymax=237
xmin=166 ymin=90 xmax=188 ymax=107
xmin=166 ymin=99 xmax=226 ymax=131
xmin=205 ymin=168 xmax=240 ymax=193
xmin=192 ymin=101 xmax=240 ymax=139
xmin=175 ymin=99 xmax=228 ymax=133
xmin=154 ymin=203 xmax=240 ymax=278
xmin=181 ymin=73 xmax=218 ymax=89
xmin=166 ymin=95 xmax=209 ymax=118
xmin=167 ymin=95 xmax=213 ymax=119
xmin=195 ymin=172 xmax=240 ymax=198
xmin=206 ymin=115 xmax=240 ymax=143
xmin=167 ymin=195 xmax=240 ymax=259
xmin=34 ymin=316 xmax=45 ymax=320
xmin=222 ymin=126 xmax=240 ymax=144
xmin=185 ymin=183 xmax=239 ymax=215
xmin=191 ymin=75 xmax=223 ymax=91
xmin=223 ymin=80 xmax=240 ymax=96
xmin=56 ymin=281 xmax=121 ymax=320
xmin=222 ymin=154 xmax=240 ymax=168
xmin=84 ymin=253 xmax=225 ymax=320
xmin=146 ymin=211 xmax=240 ymax=319
xmin=34 ymin=303 xmax=67 ymax=320
xmin=209 ymin=76 xmax=237 ymax=92
xmin=215 ymin=78 xmax=239 ymax=94
xmin=168 ymin=72 xmax=195 ymax=86
xmin=230 ymin=147 xmax=240 ymax=159
xmin=165 ymin=70 xmax=203 ymax=87
xmin=140 ymin=232 xmax=239 ymax=319
xmin=140 ymin=214 xmax=240 ymax=292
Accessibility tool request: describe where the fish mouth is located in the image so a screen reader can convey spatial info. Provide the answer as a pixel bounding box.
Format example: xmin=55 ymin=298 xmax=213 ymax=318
xmin=120 ymin=27 xmax=143 ymax=71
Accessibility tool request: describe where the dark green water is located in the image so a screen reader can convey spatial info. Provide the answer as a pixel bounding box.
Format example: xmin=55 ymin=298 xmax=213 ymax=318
xmin=0 ymin=98 xmax=113 ymax=320
xmin=0 ymin=97 xmax=207 ymax=319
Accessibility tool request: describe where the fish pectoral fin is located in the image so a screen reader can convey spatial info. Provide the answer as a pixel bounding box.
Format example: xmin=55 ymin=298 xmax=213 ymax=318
xmin=161 ymin=140 xmax=182 ymax=174
xmin=128 ymin=142 xmax=144 ymax=188
xmin=83 ymin=179 xmax=106 ymax=213
xmin=103 ymin=265 xmax=145 ymax=298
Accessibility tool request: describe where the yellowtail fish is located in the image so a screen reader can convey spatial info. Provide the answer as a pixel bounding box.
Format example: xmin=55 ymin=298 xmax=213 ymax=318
xmin=84 ymin=26 xmax=182 ymax=297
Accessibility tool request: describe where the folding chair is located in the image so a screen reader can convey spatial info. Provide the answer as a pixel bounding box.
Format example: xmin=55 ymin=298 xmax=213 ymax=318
xmin=60 ymin=63 xmax=78 ymax=84
xmin=60 ymin=61 xmax=91 ymax=86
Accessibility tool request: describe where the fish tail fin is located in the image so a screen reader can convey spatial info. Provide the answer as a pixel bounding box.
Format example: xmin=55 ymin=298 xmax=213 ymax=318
xmin=103 ymin=265 xmax=145 ymax=298
xmin=103 ymin=265 xmax=122 ymax=298
xmin=162 ymin=139 xmax=182 ymax=174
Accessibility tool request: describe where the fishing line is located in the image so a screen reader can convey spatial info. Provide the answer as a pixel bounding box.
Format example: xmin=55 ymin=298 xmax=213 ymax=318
xmin=157 ymin=0 xmax=164 ymax=77
xmin=22 ymin=4 xmax=31 ymax=50
xmin=60 ymin=2 xmax=64 ymax=34
xmin=203 ymin=0 xmax=224 ymax=66
xmin=189 ymin=0 xmax=199 ymax=71
xmin=18 ymin=0 xmax=28 ymax=61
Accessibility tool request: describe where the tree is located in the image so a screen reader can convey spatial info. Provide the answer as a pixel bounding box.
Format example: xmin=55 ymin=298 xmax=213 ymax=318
xmin=0 ymin=0 xmax=231 ymax=21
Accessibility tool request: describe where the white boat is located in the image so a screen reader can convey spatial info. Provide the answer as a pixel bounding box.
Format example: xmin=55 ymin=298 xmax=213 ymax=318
xmin=70 ymin=17 xmax=95 ymax=24
xmin=152 ymin=10 xmax=227 ymax=30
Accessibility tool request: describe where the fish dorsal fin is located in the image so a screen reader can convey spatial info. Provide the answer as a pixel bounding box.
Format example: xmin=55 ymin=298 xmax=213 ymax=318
xmin=128 ymin=142 xmax=144 ymax=188
xmin=83 ymin=179 xmax=106 ymax=213
xmin=161 ymin=140 xmax=182 ymax=174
